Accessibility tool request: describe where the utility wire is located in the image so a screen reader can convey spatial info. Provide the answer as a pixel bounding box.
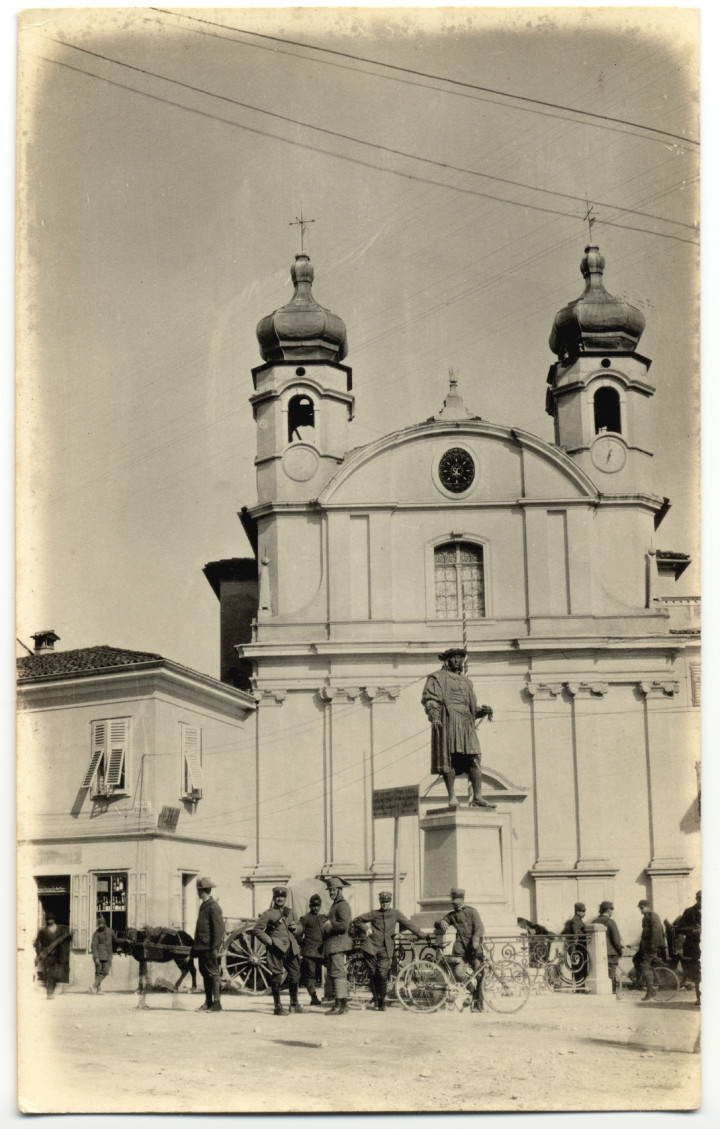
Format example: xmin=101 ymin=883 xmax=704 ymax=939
xmin=46 ymin=36 xmax=697 ymax=230
xmin=151 ymin=7 xmax=699 ymax=148
xmin=41 ymin=49 xmax=699 ymax=248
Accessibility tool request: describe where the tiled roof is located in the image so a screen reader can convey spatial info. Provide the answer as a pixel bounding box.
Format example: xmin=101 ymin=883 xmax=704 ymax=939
xmin=17 ymin=645 xmax=165 ymax=682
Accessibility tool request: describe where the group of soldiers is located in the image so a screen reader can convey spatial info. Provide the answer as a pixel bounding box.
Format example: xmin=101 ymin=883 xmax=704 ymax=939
xmin=192 ymin=876 xmax=485 ymax=1015
xmin=557 ymin=891 xmax=702 ymax=1002
xmin=34 ymin=881 xmax=701 ymax=1011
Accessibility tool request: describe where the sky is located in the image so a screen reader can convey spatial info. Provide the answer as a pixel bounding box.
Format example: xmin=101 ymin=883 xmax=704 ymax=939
xmin=16 ymin=5 xmax=701 ymax=680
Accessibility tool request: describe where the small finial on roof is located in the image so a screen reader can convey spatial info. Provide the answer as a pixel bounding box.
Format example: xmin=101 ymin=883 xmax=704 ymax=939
xmin=434 ymin=370 xmax=475 ymax=421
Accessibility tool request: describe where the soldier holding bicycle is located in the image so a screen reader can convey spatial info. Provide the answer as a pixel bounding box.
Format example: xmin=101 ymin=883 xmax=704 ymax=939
xmin=352 ymin=891 xmax=429 ymax=1012
xmin=635 ymin=899 xmax=665 ymax=1002
xmin=435 ymin=887 xmax=485 ymax=1012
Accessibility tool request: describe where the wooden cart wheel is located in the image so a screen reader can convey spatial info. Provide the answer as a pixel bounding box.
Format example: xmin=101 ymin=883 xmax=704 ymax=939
xmin=221 ymin=928 xmax=272 ymax=994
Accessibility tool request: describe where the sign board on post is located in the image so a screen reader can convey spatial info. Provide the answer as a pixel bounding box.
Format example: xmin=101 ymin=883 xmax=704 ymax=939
xmin=372 ymin=785 xmax=420 ymax=909
xmin=372 ymin=785 xmax=419 ymax=820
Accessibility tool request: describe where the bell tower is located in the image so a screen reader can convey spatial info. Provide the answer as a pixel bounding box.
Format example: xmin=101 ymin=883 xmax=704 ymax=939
xmin=546 ymin=244 xmax=656 ymax=493
xmin=251 ymin=253 xmax=353 ymax=504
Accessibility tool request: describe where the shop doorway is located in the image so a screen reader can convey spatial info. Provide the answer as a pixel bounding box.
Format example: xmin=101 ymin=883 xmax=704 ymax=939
xmin=35 ymin=875 xmax=70 ymax=929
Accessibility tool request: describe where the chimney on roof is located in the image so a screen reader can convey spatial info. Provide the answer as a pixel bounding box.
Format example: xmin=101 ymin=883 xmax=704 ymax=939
xmin=31 ymin=630 xmax=60 ymax=654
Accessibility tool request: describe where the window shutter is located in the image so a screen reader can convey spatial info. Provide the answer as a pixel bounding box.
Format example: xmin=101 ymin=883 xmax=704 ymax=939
xmin=127 ymin=871 xmax=147 ymax=929
xmin=104 ymin=719 xmax=128 ymax=787
xmin=70 ymin=873 xmax=89 ymax=949
xmin=170 ymin=872 xmax=182 ymax=929
xmin=690 ymin=663 xmax=701 ymax=707
xmin=83 ymin=722 xmax=106 ymax=787
xmin=182 ymin=726 xmax=203 ymax=795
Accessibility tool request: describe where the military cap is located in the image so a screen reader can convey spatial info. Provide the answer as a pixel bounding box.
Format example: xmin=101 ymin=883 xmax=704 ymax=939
xmin=196 ymin=876 xmax=215 ymax=890
xmin=378 ymin=891 xmax=392 ymax=901
xmin=324 ymin=876 xmax=347 ymax=891
xmin=272 ymin=886 xmax=288 ymax=897
xmin=599 ymin=901 xmax=614 ymax=914
xmin=574 ymin=902 xmax=586 ymax=913
xmin=450 ymin=887 xmax=465 ymax=899
xmin=45 ymin=912 xmax=56 ymax=923
xmin=439 ymin=647 xmax=467 ymax=661
xmin=637 ymin=899 xmax=651 ymax=909
xmin=309 ymin=894 xmax=322 ymax=906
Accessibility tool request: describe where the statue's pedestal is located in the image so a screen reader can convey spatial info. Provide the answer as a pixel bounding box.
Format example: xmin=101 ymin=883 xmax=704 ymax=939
xmin=413 ymin=807 xmax=518 ymax=933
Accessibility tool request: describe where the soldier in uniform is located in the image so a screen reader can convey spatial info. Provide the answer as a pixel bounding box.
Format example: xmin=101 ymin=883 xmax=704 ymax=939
xmin=193 ymin=877 xmax=224 ymax=1013
xmin=561 ymin=902 xmax=588 ymax=987
xmin=636 ymin=898 xmax=665 ymax=1001
xmin=352 ymin=891 xmax=429 ymax=1012
xmin=253 ymin=886 xmax=303 ymax=1015
xmin=435 ymin=887 xmax=485 ymax=1012
xmin=89 ymin=913 xmax=116 ymax=995
xmin=422 ymin=648 xmax=494 ymax=809
xmin=674 ymin=890 xmax=701 ymax=1005
xmin=591 ymin=901 xmax=623 ymax=991
xmin=34 ymin=912 xmax=71 ymax=1000
xmin=321 ymin=876 xmax=353 ymax=1016
xmin=297 ymin=894 xmax=327 ymax=1006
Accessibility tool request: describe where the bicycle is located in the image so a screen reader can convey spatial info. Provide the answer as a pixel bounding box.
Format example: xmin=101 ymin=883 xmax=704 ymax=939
xmin=615 ymin=951 xmax=679 ymax=1003
xmin=395 ymin=939 xmax=531 ymax=1014
xmin=346 ymin=931 xmax=417 ymax=1009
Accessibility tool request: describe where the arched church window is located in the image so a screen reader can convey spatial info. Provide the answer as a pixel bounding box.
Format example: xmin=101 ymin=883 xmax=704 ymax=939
xmin=288 ymin=394 xmax=315 ymax=442
xmin=593 ymin=387 xmax=621 ymax=434
xmin=434 ymin=542 xmax=485 ymax=618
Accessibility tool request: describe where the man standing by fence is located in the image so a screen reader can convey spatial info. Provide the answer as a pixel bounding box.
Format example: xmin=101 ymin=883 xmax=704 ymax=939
xmin=352 ymin=891 xmax=428 ymax=1012
xmin=592 ymin=901 xmax=623 ymax=991
xmin=636 ymin=899 xmax=665 ymax=1002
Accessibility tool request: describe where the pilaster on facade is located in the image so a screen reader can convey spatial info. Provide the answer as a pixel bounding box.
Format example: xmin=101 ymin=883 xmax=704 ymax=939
xmin=565 ymin=681 xmax=609 ymax=698
xmin=319 ymin=684 xmax=401 ymax=705
xmin=254 ymin=687 xmax=288 ymax=706
xmin=638 ymin=680 xmax=680 ymax=698
xmin=525 ymin=681 xmax=564 ymax=699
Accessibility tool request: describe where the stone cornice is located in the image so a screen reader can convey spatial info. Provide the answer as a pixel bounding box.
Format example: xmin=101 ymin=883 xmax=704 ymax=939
xmin=18 ymin=830 xmax=248 ymax=851
xmin=17 ymin=661 xmax=256 ymax=718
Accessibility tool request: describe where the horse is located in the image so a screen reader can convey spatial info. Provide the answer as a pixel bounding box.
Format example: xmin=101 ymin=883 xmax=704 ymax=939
xmin=114 ymin=927 xmax=197 ymax=992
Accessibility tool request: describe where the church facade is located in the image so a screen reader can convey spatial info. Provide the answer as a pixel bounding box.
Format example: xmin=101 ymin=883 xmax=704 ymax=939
xmin=206 ymin=245 xmax=700 ymax=941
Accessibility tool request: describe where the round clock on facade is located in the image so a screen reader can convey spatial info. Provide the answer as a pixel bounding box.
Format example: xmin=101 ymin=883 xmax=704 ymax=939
xmin=438 ymin=447 xmax=476 ymax=493
xmin=590 ymin=435 xmax=627 ymax=472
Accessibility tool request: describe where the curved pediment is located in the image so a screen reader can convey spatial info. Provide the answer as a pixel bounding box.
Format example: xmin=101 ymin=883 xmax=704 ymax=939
xmin=419 ymin=768 xmax=530 ymax=804
xmin=319 ymin=420 xmax=599 ymax=506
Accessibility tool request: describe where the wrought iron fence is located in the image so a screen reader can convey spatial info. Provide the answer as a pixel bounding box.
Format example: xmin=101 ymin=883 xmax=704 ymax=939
xmin=476 ymin=934 xmax=588 ymax=993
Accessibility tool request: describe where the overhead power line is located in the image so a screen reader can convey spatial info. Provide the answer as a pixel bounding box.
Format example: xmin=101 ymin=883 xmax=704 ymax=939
xmin=151 ymin=7 xmax=700 ymax=148
xmin=43 ymin=45 xmax=699 ymax=246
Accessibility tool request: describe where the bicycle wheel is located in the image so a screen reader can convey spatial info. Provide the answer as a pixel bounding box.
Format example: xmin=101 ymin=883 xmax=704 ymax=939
xmin=482 ymin=960 xmax=531 ymax=1014
xmin=346 ymin=952 xmax=373 ymax=1010
xmin=397 ymin=960 xmax=451 ymax=1012
xmin=653 ymin=965 xmax=679 ymax=1003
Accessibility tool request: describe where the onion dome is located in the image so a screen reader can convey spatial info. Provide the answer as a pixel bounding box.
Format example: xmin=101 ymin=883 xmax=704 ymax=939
xmin=256 ymin=254 xmax=348 ymax=363
xmin=550 ymin=244 xmax=645 ymax=359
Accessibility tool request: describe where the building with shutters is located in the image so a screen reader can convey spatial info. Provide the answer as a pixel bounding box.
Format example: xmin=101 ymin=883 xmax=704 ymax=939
xmin=203 ymin=244 xmax=700 ymax=942
xmin=17 ymin=637 xmax=255 ymax=988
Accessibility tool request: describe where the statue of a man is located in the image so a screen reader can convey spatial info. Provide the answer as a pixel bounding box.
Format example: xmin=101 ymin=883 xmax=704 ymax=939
xmin=422 ymin=648 xmax=495 ymax=809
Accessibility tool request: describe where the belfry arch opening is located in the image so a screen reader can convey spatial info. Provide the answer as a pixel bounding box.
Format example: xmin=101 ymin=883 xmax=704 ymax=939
xmin=288 ymin=394 xmax=315 ymax=442
xmin=593 ymin=386 xmax=621 ymax=434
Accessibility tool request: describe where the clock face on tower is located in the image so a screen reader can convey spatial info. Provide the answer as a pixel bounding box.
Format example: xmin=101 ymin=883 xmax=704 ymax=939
xmin=590 ymin=435 xmax=627 ymax=473
xmin=438 ymin=447 xmax=476 ymax=493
